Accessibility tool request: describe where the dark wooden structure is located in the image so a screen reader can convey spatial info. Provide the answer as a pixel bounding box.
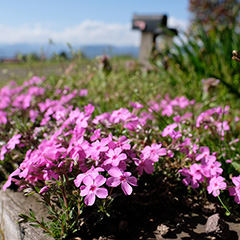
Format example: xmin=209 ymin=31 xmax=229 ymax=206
xmin=132 ymin=14 xmax=177 ymax=64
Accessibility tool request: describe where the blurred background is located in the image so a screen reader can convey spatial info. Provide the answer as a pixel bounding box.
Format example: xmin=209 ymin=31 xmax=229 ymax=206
xmin=0 ymin=0 xmax=189 ymax=60
xmin=1 ymin=0 xmax=240 ymax=105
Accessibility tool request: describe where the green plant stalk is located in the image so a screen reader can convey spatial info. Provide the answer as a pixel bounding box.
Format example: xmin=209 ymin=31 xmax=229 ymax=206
xmin=217 ymin=194 xmax=230 ymax=216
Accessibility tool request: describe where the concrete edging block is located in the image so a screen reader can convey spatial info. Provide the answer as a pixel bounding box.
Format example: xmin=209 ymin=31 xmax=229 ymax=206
xmin=0 ymin=189 xmax=53 ymax=240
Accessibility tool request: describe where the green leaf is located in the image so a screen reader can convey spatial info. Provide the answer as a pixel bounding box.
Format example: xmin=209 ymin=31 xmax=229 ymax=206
xmin=61 ymin=212 xmax=67 ymax=225
xmin=29 ymin=209 xmax=36 ymax=219
xmin=29 ymin=223 xmax=41 ymax=228
xmin=232 ymin=162 xmax=240 ymax=172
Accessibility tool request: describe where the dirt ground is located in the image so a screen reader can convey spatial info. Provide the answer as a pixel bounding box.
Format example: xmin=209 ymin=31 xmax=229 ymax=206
xmin=66 ymin=176 xmax=240 ymax=240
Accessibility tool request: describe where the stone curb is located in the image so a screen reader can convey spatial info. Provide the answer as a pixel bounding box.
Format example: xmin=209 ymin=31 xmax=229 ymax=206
xmin=0 ymin=189 xmax=53 ymax=240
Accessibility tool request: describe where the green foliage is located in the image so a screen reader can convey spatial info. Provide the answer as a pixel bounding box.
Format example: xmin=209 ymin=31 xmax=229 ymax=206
xmin=189 ymin=0 xmax=240 ymax=31
xmin=153 ymin=24 xmax=240 ymax=104
xmin=18 ymin=176 xmax=85 ymax=239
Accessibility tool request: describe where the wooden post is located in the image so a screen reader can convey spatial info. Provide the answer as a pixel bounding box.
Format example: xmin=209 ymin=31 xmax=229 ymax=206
xmin=139 ymin=32 xmax=154 ymax=65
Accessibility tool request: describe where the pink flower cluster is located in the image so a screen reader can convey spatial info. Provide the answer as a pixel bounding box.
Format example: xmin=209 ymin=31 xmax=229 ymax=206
xmin=2 ymin=102 xmax=167 ymax=206
xmin=1 ymin=77 xmax=240 ymax=208
xmin=179 ymin=146 xmax=226 ymax=197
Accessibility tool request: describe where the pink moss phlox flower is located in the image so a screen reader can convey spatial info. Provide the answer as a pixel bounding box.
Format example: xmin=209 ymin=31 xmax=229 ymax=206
xmin=84 ymin=104 xmax=95 ymax=117
xmin=215 ymin=121 xmax=230 ymax=136
xmin=90 ymin=129 xmax=101 ymax=142
xmin=229 ymin=176 xmax=240 ymax=204
xmin=29 ymin=109 xmax=39 ymax=123
xmin=162 ymin=123 xmax=178 ymax=137
xmin=53 ymin=109 xmax=68 ymax=123
xmin=38 ymin=99 xmax=57 ymax=113
xmin=167 ymin=149 xmax=174 ymax=157
xmin=106 ymin=167 xmax=137 ymax=195
xmin=76 ymin=112 xmax=89 ymax=128
xmin=68 ymin=137 xmax=88 ymax=162
xmin=161 ymin=104 xmax=174 ymax=117
xmin=141 ymin=143 xmax=166 ymax=162
xmin=3 ymin=168 xmax=21 ymax=191
xmin=173 ymin=113 xmax=193 ymax=123
xmin=74 ymin=166 xmax=104 ymax=188
xmin=12 ymin=94 xmax=32 ymax=109
xmin=41 ymin=143 xmax=66 ymax=163
xmin=201 ymin=161 xmax=223 ymax=178
xmin=43 ymin=170 xmax=59 ymax=181
xmin=0 ymin=145 xmax=7 ymax=161
xmin=196 ymin=111 xmax=213 ymax=128
xmin=7 ymin=134 xmax=21 ymax=150
xmin=108 ymin=135 xmax=131 ymax=151
xmin=0 ymin=96 xmax=11 ymax=110
xmin=170 ymin=96 xmax=191 ymax=109
xmin=104 ymin=147 xmax=127 ymax=167
xmin=0 ymin=111 xmax=7 ymax=124
xmin=148 ymin=100 xmax=161 ymax=113
xmin=169 ymin=130 xmax=182 ymax=139
xmin=68 ymin=108 xmax=81 ymax=122
xmin=17 ymin=139 xmax=65 ymax=184
xmin=40 ymin=116 xmax=51 ymax=126
xmin=140 ymin=112 xmax=154 ymax=121
xmin=79 ymin=89 xmax=88 ymax=96
xmin=195 ymin=147 xmax=216 ymax=164
xmin=134 ymin=158 xmax=154 ymax=175
xmin=39 ymin=186 xmax=50 ymax=194
xmin=80 ymin=175 xmax=108 ymax=206
xmin=18 ymin=149 xmax=32 ymax=178
xmin=173 ymin=115 xmax=181 ymax=123
xmin=109 ymin=108 xmax=132 ymax=124
xmin=178 ymin=138 xmax=192 ymax=154
xmin=27 ymin=86 xmax=45 ymax=96
xmin=207 ymin=176 xmax=227 ymax=197
xmin=86 ymin=139 xmax=109 ymax=161
xmin=196 ymin=107 xmax=227 ymax=128
xmin=129 ymin=101 xmax=144 ymax=109
xmin=27 ymin=76 xmax=45 ymax=85
xmin=60 ymin=90 xmax=77 ymax=104
xmin=92 ymin=112 xmax=111 ymax=125
xmin=123 ymin=115 xmax=141 ymax=131
xmin=178 ymin=163 xmax=204 ymax=189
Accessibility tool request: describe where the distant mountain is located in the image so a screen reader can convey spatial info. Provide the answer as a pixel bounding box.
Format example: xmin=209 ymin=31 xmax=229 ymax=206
xmin=0 ymin=43 xmax=139 ymax=60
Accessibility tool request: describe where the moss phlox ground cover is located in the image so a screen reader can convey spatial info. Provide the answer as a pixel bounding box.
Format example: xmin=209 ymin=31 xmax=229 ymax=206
xmin=0 ymin=75 xmax=240 ymax=237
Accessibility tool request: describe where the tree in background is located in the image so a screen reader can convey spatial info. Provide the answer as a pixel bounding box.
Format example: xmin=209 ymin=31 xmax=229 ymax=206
xmin=189 ymin=0 xmax=240 ymax=31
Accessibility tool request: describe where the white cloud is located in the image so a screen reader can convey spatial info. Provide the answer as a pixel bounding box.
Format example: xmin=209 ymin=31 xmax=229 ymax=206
xmin=0 ymin=20 xmax=140 ymax=46
xmin=0 ymin=17 xmax=188 ymax=46
xmin=168 ymin=16 xmax=189 ymax=32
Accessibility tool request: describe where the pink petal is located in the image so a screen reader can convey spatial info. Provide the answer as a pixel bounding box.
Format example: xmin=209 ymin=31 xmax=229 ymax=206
xmin=108 ymin=167 xmax=122 ymax=177
xmin=74 ymin=174 xmax=84 ymax=187
xmin=232 ymin=176 xmax=240 ymax=186
xmin=234 ymin=195 xmax=240 ymax=204
xmin=118 ymin=153 xmax=127 ymax=161
xmin=106 ymin=149 xmax=114 ymax=158
xmin=80 ymin=186 xmax=89 ymax=197
xmin=219 ymin=182 xmax=227 ymax=190
xmin=121 ymin=182 xmax=132 ymax=195
xmin=85 ymin=192 xmax=96 ymax=206
xmin=144 ymin=163 xmax=154 ymax=174
xmin=95 ymin=188 xmax=108 ymax=198
xmin=158 ymin=148 xmax=167 ymax=156
xmin=128 ymin=176 xmax=138 ymax=186
xmin=212 ymin=189 xmax=220 ymax=197
xmin=95 ymin=175 xmax=106 ymax=187
xmin=229 ymin=187 xmax=236 ymax=196
xmin=83 ymin=175 xmax=93 ymax=186
xmin=2 ymin=168 xmax=20 ymax=191
xmin=106 ymin=177 xmax=121 ymax=187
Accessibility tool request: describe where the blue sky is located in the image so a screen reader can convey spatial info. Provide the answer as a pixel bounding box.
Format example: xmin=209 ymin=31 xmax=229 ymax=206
xmin=0 ymin=0 xmax=190 ymax=46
